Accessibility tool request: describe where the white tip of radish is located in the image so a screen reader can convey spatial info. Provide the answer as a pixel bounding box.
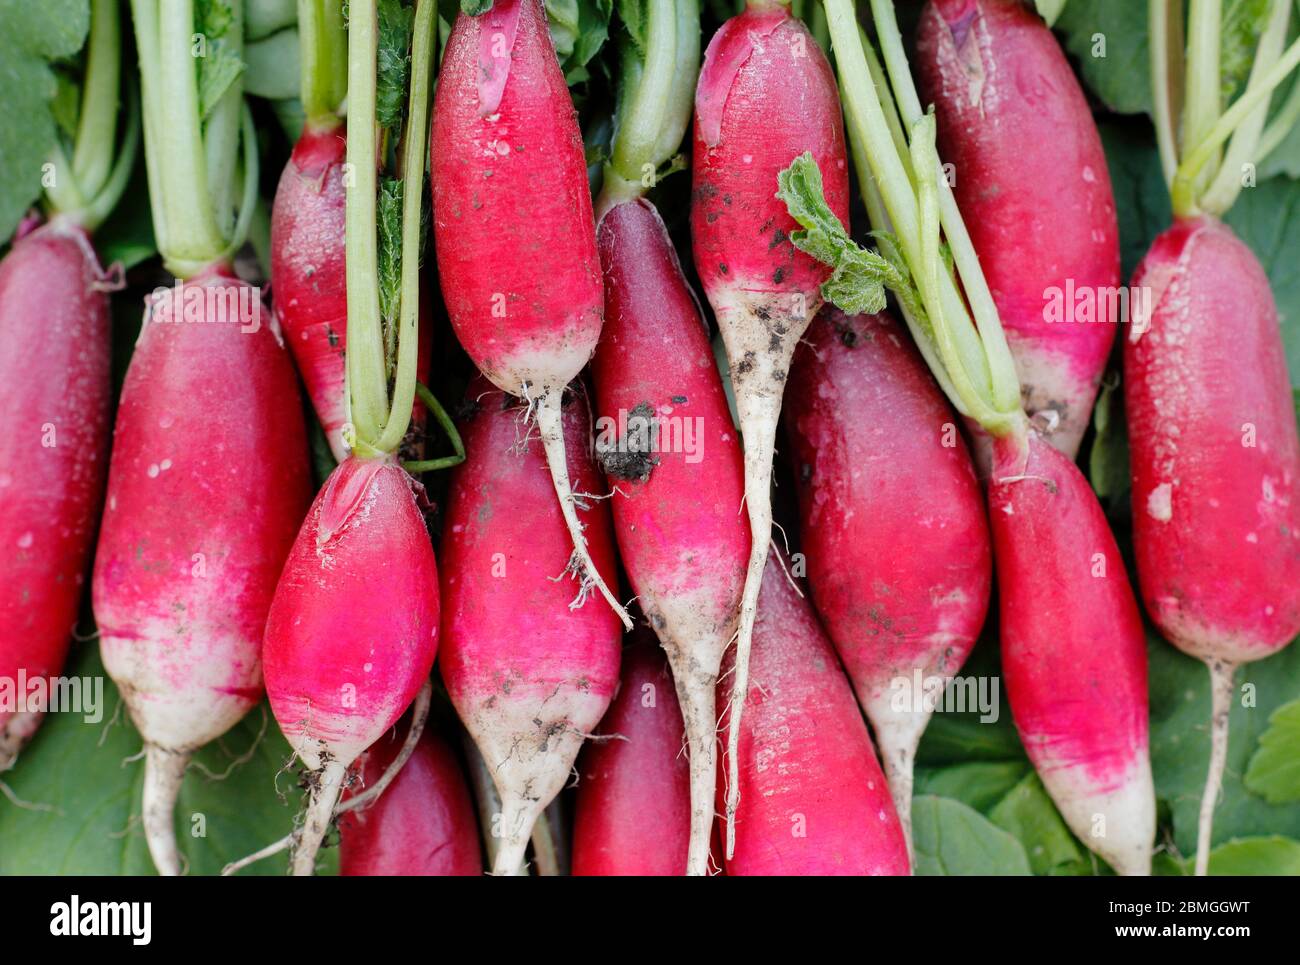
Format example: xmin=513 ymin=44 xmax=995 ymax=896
xmin=492 ymin=795 xmax=541 ymax=876
xmin=1046 ymin=758 xmax=1156 ymax=876
xmin=533 ymin=390 xmax=633 ymax=629
xmin=142 ymin=744 xmax=190 ymax=876
xmin=1194 ymin=659 xmax=1236 ymax=876
xmin=866 ymin=706 xmax=930 ymax=869
xmin=0 ymin=709 xmax=44 ymax=773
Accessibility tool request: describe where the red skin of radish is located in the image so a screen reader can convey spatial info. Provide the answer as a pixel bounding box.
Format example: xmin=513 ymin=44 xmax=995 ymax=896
xmin=989 ymin=431 xmax=1154 ymax=875
xmin=1125 ymin=217 xmax=1300 ymax=662
xmin=431 ymin=0 xmax=602 ymax=396
xmin=571 ymin=629 xmax=692 ymax=876
xmin=264 ymin=457 xmax=440 ymax=769
xmin=339 ymin=722 xmax=482 ymax=876
xmin=691 ymin=0 xmax=848 ymax=854
xmin=271 ymin=123 xmax=349 ymax=461
xmin=93 ymin=265 xmax=311 ymax=873
xmin=271 ymin=125 xmax=433 ymax=461
xmin=590 ymin=198 xmax=748 ymax=873
xmin=719 ymin=550 xmax=910 ymax=876
xmin=784 ymin=307 xmax=990 ymax=844
xmin=0 ymin=221 xmax=110 ymax=765
xmin=916 ymin=0 xmax=1121 ymax=459
xmin=440 ymin=381 xmax=621 ymax=875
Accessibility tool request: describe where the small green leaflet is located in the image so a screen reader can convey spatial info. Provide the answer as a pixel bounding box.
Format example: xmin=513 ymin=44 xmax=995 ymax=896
xmin=196 ymin=0 xmax=244 ymax=122
xmin=377 ymin=176 xmax=405 ymax=341
xmin=617 ymin=0 xmax=647 ymax=54
xmin=1221 ymin=0 xmax=1273 ymax=103
xmin=378 ymin=0 xmax=415 ymax=134
xmin=1201 ymin=835 xmax=1300 ymax=874
xmin=776 ymin=152 xmax=921 ymax=318
xmin=1244 ymin=698 xmax=1300 ymax=803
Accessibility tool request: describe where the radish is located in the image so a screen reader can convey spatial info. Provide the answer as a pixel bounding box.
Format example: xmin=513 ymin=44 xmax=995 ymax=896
xmin=588 ymin=0 xmax=745 ymax=875
xmin=915 ymin=0 xmax=1121 ymax=459
xmin=440 ymin=378 xmax=622 ymax=876
xmin=571 ymin=628 xmax=693 ymax=876
xmin=720 ymin=548 xmax=909 ymax=876
xmin=1134 ymin=0 xmax=1300 ymax=875
xmin=431 ymin=0 xmax=631 ymax=629
xmin=0 ymin=0 xmax=135 ymax=772
xmin=690 ymin=0 xmax=849 ymax=854
xmin=270 ymin=1 xmax=349 ymax=459
xmin=779 ymin=0 xmax=1154 ymax=874
xmin=261 ymin=0 xmax=451 ymax=875
xmin=93 ymin=0 xmax=310 ymax=875
xmin=339 ymin=721 xmax=483 ymax=876
xmin=784 ymin=305 xmax=990 ymax=852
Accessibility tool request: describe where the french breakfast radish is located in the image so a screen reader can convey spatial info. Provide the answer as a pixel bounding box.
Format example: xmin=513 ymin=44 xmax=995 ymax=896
xmin=0 ymin=0 xmax=134 ymax=771
xmin=783 ymin=0 xmax=1155 ymax=873
xmin=915 ymin=0 xmax=1121 ymax=459
xmin=0 ymin=223 xmax=111 ymax=770
xmin=1134 ymin=0 xmax=1300 ymax=874
xmin=431 ymin=0 xmax=630 ymax=628
xmin=720 ymin=548 xmax=909 ymax=876
xmin=339 ymin=719 xmax=483 ymax=876
xmin=95 ymin=0 xmax=311 ymax=875
xmin=440 ymin=379 xmax=622 ymax=876
xmin=261 ymin=0 xmax=448 ymax=876
xmin=784 ymin=306 xmax=990 ymax=850
xmin=690 ymin=0 xmax=849 ymax=852
xmin=571 ymin=628 xmax=693 ymax=876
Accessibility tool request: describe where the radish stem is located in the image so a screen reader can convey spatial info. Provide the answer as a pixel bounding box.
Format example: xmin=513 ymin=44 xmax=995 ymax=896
xmin=299 ymin=0 xmax=348 ymax=126
xmin=72 ymin=0 xmax=121 ymax=200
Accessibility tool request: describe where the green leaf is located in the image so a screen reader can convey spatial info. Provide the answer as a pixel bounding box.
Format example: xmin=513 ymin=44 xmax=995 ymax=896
xmin=377 ymin=175 xmax=405 ymax=336
xmin=1202 ymin=836 xmax=1300 ymax=874
xmin=462 ymin=0 xmax=493 ymax=14
xmin=1148 ymin=633 xmax=1300 ymax=856
xmin=0 ymin=0 xmax=91 ymax=238
xmin=1055 ymin=0 xmax=1152 ymax=116
xmin=546 ymin=0 xmax=612 ymax=77
xmin=911 ymin=795 xmax=1034 ymax=875
xmin=988 ymin=772 xmax=1091 ymax=875
xmin=1224 ymin=176 xmax=1300 ymax=386
xmin=1221 ymin=0 xmax=1273 ymax=104
xmin=198 ymin=38 xmax=246 ymax=121
xmin=377 ymin=0 xmax=415 ymax=134
xmin=0 ymin=643 xmax=328 ymax=875
xmin=1034 ymin=0 xmax=1068 ymax=28
xmin=1244 ymin=699 xmax=1300 ymax=803
xmin=244 ymin=28 xmax=300 ymax=101
xmin=196 ymin=0 xmax=235 ymax=39
xmin=617 ymin=0 xmax=647 ymax=53
xmin=246 ymin=0 xmax=298 ymax=41
xmin=914 ymin=761 xmax=1031 ymax=813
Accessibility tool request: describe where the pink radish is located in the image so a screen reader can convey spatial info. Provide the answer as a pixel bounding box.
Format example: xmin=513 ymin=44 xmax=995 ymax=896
xmin=782 ymin=0 xmax=1155 ymax=873
xmin=431 ymin=0 xmax=630 ymax=628
xmin=591 ymin=200 xmax=747 ymax=874
xmin=915 ymin=0 xmax=1120 ymax=459
xmin=440 ymin=379 xmax=622 ymax=876
xmin=0 ymin=0 xmax=134 ymax=770
xmin=271 ymin=124 xmax=350 ymax=460
xmin=571 ymin=628 xmax=693 ymax=876
xmin=260 ymin=0 xmax=447 ymax=876
xmin=720 ymin=549 xmax=910 ymax=876
xmin=690 ymin=0 xmax=849 ymax=852
xmin=339 ymin=721 xmax=483 ymax=876
xmin=94 ymin=267 xmax=311 ymax=874
xmin=784 ymin=305 xmax=990 ymax=850
xmin=1131 ymin=0 xmax=1300 ymax=875
xmin=0 ymin=223 xmax=111 ymax=769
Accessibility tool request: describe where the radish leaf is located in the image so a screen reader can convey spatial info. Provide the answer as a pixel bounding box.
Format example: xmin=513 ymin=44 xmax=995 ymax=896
xmin=1055 ymin=0 xmax=1152 ymax=117
xmin=911 ymin=796 xmax=1033 ymax=875
xmin=1244 ymin=699 xmax=1300 ymax=803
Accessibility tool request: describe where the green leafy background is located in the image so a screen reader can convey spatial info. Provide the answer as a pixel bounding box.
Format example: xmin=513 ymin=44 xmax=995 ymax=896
xmin=3 ymin=0 xmax=1300 ymax=876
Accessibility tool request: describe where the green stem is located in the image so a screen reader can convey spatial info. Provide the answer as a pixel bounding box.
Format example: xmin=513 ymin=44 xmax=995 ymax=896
xmin=131 ymin=0 xmax=169 ymax=256
xmin=402 ymin=383 xmax=467 ymax=473
xmin=1258 ymin=72 xmax=1300 ymax=160
xmin=71 ymin=0 xmax=121 ymax=201
xmin=299 ymin=0 xmax=348 ymax=126
xmin=650 ymin=0 xmax=701 ymax=168
xmin=44 ymin=141 xmax=85 ymax=215
xmin=1182 ymin=0 xmax=1224 ymax=191
xmin=374 ymin=0 xmax=437 ymax=454
xmin=1149 ymin=0 xmax=1181 ymax=188
xmin=344 ymin=0 xmax=389 ymax=449
xmin=204 ymin=0 xmax=245 ymax=244
xmin=216 ymin=105 xmax=262 ymax=265
xmin=1173 ymin=31 xmax=1300 ymax=215
xmin=601 ymin=0 xmax=678 ymax=210
xmin=81 ymin=80 xmax=141 ymax=233
xmin=869 ymin=0 xmax=1020 ymax=415
xmin=1201 ymin=0 xmax=1293 ymax=215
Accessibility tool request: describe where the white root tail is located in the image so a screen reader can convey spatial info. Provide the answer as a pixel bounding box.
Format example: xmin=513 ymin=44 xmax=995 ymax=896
xmin=871 ymin=711 xmax=928 ymax=870
xmin=492 ymin=794 xmax=541 ymax=876
xmin=534 ymin=390 xmax=633 ymax=630
xmin=0 ymin=709 xmax=44 ymax=774
xmin=290 ymin=758 xmax=348 ymax=876
xmin=142 ymin=744 xmax=190 ymax=876
xmin=672 ymin=666 xmax=721 ymax=876
xmin=1194 ymin=658 xmax=1237 ymax=877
